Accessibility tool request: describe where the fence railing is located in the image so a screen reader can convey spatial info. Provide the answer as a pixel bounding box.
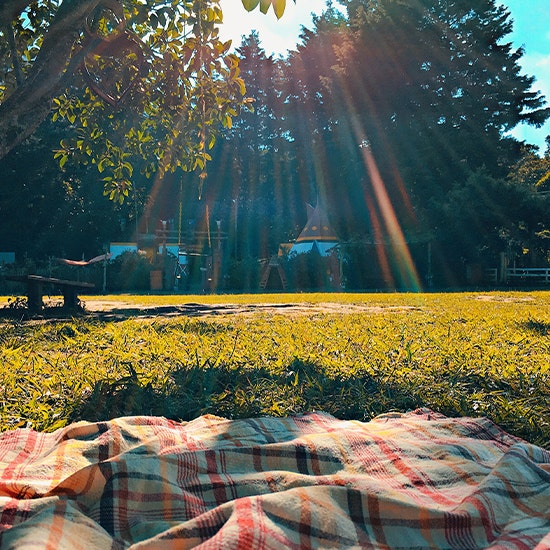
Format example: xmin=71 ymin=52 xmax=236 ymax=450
xmin=506 ymin=267 xmax=550 ymax=283
xmin=484 ymin=267 xmax=550 ymax=284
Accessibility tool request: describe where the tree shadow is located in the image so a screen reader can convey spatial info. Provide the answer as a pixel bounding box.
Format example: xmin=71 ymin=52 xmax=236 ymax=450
xmin=0 ymin=297 xmax=88 ymax=321
xmin=519 ymin=317 xmax=550 ymax=336
xmin=68 ymin=359 xmax=423 ymax=425
xmin=0 ymin=300 xmax=301 ymax=323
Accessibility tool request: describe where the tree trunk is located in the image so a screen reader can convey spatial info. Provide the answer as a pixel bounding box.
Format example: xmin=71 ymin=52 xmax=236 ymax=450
xmin=0 ymin=0 xmax=102 ymax=159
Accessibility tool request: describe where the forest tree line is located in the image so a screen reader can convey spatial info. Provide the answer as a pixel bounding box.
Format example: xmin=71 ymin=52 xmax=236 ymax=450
xmin=1 ymin=0 xmax=550 ymax=290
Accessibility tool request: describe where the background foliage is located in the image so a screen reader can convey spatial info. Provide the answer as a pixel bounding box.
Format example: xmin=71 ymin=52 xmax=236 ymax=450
xmin=1 ymin=0 xmax=550 ymax=289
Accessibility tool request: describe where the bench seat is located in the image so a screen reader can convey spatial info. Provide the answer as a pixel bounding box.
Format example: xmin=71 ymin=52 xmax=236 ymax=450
xmin=6 ymin=275 xmax=95 ymax=312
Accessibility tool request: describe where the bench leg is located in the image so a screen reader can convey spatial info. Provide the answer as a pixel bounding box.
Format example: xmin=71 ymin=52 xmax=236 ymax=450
xmin=27 ymin=282 xmax=44 ymax=313
xmin=62 ymin=287 xmax=80 ymax=309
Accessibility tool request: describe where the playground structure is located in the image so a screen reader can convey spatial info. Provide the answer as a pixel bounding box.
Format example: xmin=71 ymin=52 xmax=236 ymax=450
xmin=146 ymin=214 xmax=228 ymax=292
xmin=107 ymin=201 xmax=344 ymax=292
xmin=259 ymin=255 xmax=288 ymax=290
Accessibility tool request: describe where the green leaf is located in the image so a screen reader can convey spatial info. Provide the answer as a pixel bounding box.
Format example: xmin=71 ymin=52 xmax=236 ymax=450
xmin=236 ymin=78 xmax=246 ymax=95
xmin=241 ymin=0 xmax=260 ymax=12
xmin=260 ymin=0 xmax=270 ymax=14
xmin=123 ymin=162 xmax=134 ymax=176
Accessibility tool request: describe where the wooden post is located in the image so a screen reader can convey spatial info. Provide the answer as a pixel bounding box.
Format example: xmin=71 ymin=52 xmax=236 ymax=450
xmin=103 ymin=254 xmax=107 ymax=294
xmin=499 ymin=252 xmax=508 ymax=283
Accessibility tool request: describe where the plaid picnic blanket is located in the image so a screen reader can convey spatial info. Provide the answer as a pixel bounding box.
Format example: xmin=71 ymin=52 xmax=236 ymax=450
xmin=0 ymin=409 xmax=549 ymax=549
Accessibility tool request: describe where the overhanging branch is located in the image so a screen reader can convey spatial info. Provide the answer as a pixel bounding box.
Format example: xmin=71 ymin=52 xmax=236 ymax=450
xmin=0 ymin=0 xmax=104 ymax=158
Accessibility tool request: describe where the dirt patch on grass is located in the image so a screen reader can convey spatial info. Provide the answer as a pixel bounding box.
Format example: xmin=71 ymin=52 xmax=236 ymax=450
xmin=81 ymin=300 xmax=421 ymax=320
xmin=473 ymin=294 xmax=535 ymax=303
xmin=0 ymin=296 xmax=421 ymax=323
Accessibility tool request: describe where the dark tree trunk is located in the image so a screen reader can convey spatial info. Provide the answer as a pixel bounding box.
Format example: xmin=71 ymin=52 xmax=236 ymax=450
xmin=0 ymin=0 xmax=102 ymax=158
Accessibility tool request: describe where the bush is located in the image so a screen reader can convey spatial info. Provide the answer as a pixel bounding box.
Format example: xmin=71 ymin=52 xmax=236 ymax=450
xmin=107 ymin=252 xmax=152 ymax=292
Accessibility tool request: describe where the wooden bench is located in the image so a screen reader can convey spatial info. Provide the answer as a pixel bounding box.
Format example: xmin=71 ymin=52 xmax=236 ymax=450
xmin=5 ymin=275 xmax=95 ymax=312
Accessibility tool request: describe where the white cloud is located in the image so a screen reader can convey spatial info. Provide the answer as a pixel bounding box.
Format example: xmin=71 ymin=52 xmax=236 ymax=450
xmin=521 ymin=53 xmax=550 ymax=94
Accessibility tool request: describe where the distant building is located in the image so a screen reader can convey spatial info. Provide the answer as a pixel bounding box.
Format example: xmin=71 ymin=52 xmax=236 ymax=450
xmin=0 ymin=252 xmax=15 ymax=265
xmin=287 ymin=202 xmax=341 ymax=289
xmin=289 ymin=203 xmax=339 ymax=257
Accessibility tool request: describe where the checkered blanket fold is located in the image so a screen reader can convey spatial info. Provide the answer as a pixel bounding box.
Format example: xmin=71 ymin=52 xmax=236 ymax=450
xmin=0 ymin=409 xmax=549 ymax=549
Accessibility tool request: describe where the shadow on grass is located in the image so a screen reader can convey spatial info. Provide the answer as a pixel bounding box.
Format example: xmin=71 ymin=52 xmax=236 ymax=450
xmin=0 ymin=298 xmax=88 ymax=321
xmin=68 ymin=359 xmax=550 ymax=450
xmin=69 ymin=359 xmax=423 ymax=425
xmin=519 ymin=317 xmax=550 ymax=336
xmin=0 ymin=299 xmax=305 ymax=323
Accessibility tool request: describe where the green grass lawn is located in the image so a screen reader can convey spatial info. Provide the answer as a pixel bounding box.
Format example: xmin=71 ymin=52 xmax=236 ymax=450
xmin=1 ymin=291 xmax=549 ymax=449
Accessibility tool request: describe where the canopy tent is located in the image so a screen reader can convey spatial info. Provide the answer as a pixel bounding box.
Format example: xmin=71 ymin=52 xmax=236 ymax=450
xmin=289 ymin=202 xmax=339 ymax=257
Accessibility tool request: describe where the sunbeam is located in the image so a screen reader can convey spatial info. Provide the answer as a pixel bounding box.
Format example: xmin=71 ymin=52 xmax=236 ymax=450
xmin=362 ymin=147 xmax=422 ymax=290
xmin=364 ymin=193 xmax=394 ymax=286
xmin=328 ymin=45 xmax=423 ymax=290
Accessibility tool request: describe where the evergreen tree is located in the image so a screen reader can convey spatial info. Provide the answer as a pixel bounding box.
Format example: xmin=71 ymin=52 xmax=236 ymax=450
xmin=0 ymin=118 xmax=130 ymax=260
xmin=340 ymin=0 xmax=549 ymax=185
xmin=207 ymin=32 xmax=301 ymax=266
xmin=282 ymin=0 xmax=549 ymax=283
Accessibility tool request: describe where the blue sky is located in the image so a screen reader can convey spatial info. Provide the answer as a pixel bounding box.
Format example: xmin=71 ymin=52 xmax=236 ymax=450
xmin=219 ymin=0 xmax=550 ymax=152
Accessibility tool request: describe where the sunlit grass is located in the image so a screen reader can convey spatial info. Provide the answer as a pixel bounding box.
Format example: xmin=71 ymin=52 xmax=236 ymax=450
xmin=0 ymin=291 xmax=549 ymax=448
